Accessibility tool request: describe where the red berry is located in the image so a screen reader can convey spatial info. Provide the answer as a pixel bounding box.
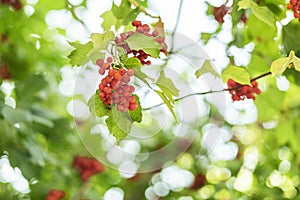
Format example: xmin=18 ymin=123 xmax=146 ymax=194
xmin=107 ymin=57 xmax=113 ymax=63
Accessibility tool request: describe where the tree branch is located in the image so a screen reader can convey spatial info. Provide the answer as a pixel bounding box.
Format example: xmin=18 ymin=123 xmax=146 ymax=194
xmin=142 ymin=71 xmax=272 ymax=111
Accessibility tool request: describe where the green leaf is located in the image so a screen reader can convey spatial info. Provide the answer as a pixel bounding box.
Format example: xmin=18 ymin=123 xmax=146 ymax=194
xmin=126 ymin=33 xmax=161 ymax=58
xmin=237 ymin=0 xmax=252 ymax=10
xmin=154 ymin=90 xmax=178 ymax=122
xmin=221 ymin=65 xmax=251 ymax=85
xmin=195 ymin=60 xmax=220 ymax=78
xmin=129 ymin=95 xmax=142 ymax=123
xmin=282 ymin=21 xmax=300 ymax=57
xmin=106 ymin=107 xmax=132 ymax=142
xmin=270 ymin=57 xmax=291 ymax=76
xmin=133 ymin=67 xmax=154 ymax=83
xmin=255 ymin=85 xmax=285 ymax=121
xmin=251 ymin=5 xmax=276 ymax=28
xmin=238 ymin=0 xmax=275 ymax=28
xmin=88 ymin=91 xmax=110 ymax=118
xmin=68 ymin=41 xmax=93 ymax=66
xmin=102 ymin=0 xmax=138 ymax=30
xmin=68 ymin=31 xmax=114 ymax=66
xmin=101 ymin=10 xmax=120 ymax=30
xmin=270 ymin=51 xmax=300 ymax=76
xmin=156 ymin=70 xmax=179 ymax=99
xmin=124 ymin=57 xmax=142 ymax=69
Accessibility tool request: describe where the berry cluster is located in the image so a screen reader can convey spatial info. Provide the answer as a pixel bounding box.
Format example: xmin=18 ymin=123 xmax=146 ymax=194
xmin=46 ymin=189 xmax=65 ymax=200
xmin=97 ymin=57 xmax=138 ymax=112
xmin=287 ymin=0 xmax=300 ymax=21
xmin=72 ymin=156 xmax=105 ymax=182
xmin=114 ymin=20 xmax=166 ymax=65
xmin=213 ymin=5 xmax=229 ymax=23
xmin=227 ymin=79 xmax=261 ymax=101
xmin=0 ymin=0 xmax=22 ymax=10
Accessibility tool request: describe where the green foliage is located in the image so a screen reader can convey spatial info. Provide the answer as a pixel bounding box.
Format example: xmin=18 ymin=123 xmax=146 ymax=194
xmin=101 ymin=0 xmax=138 ymax=30
xmin=238 ymin=0 xmax=276 ymax=28
xmin=125 ymin=33 xmax=161 ymax=58
xmin=2 ymin=0 xmax=300 ymax=199
xmin=88 ymin=91 xmax=142 ymax=142
xmin=270 ymin=51 xmax=300 ymax=76
xmin=221 ymin=65 xmax=251 ymax=85
xmin=195 ymin=60 xmax=220 ymax=78
xmin=124 ymin=57 xmax=142 ymax=68
xmin=282 ymin=21 xmax=300 ymax=57
xmin=68 ymin=31 xmax=114 ymax=66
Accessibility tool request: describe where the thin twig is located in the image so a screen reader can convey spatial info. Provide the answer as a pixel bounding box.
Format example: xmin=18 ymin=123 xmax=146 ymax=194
xmin=142 ymin=71 xmax=272 ymax=111
xmin=128 ymin=0 xmax=159 ymax=18
xmin=170 ymin=0 xmax=184 ymax=52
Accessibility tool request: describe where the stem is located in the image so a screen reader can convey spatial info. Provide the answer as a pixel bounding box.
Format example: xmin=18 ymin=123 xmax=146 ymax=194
xmin=128 ymin=0 xmax=159 ymax=18
xmin=170 ymin=0 xmax=184 ymax=52
xmin=142 ymin=71 xmax=272 ymax=111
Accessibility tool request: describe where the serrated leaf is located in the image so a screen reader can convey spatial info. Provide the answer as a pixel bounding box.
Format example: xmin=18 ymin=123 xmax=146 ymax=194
xmin=68 ymin=41 xmax=93 ymax=66
xmin=101 ymin=10 xmax=120 ymax=30
xmin=221 ymin=65 xmax=251 ymax=85
xmin=129 ymin=95 xmax=142 ymax=123
xmin=112 ymin=0 xmax=131 ymax=19
xmin=68 ymin=31 xmax=114 ymax=66
xmin=106 ymin=107 xmax=132 ymax=142
xmin=87 ymin=91 xmax=110 ymax=118
xmin=156 ymin=70 xmax=179 ymax=99
xmin=124 ymin=57 xmax=142 ymax=69
xmin=238 ymin=0 xmax=275 ymax=28
xmin=195 ymin=60 xmax=220 ymax=78
xmin=154 ymin=90 xmax=178 ymax=122
xmin=126 ymin=33 xmax=161 ymax=58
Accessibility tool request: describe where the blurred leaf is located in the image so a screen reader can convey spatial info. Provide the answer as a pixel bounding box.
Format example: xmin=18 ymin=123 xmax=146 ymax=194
xmin=255 ymin=85 xmax=285 ymax=121
xmin=221 ymin=65 xmax=251 ymax=85
xmin=68 ymin=41 xmax=93 ymax=66
xmin=133 ymin=67 xmax=154 ymax=82
xmin=282 ymin=20 xmax=300 ymax=57
xmin=195 ymin=60 xmax=220 ymax=78
xmin=126 ymin=33 xmax=161 ymax=58
xmin=270 ymin=51 xmax=300 ymax=76
xmin=238 ymin=0 xmax=275 ymax=28
xmin=2 ymin=106 xmax=32 ymax=124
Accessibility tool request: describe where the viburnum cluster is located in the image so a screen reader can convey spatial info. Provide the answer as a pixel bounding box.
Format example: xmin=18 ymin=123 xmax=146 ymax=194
xmin=227 ymin=79 xmax=261 ymax=101
xmin=72 ymin=156 xmax=105 ymax=182
xmin=45 ymin=189 xmax=65 ymax=200
xmin=97 ymin=57 xmax=138 ymax=112
xmin=0 ymin=0 xmax=22 ymax=10
xmin=287 ymin=0 xmax=300 ymax=21
xmin=114 ymin=20 xmax=166 ymax=65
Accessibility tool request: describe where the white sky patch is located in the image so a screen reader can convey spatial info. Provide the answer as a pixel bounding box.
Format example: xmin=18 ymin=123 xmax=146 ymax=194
xmin=160 ymin=165 xmax=194 ymax=191
xmin=103 ymin=187 xmax=124 ymax=200
xmin=234 ymin=169 xmax=253 ymax=192
xmin=0 ymin=155 xmax=30 ymax=194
